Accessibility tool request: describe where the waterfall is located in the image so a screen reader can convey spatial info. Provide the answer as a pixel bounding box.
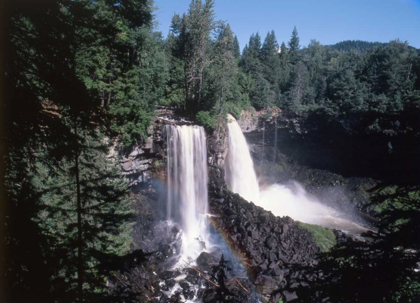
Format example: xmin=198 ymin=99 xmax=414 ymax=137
xmin=225 ymin=114 xmax=260 ymax=203
xmin=273 ymin=118 xmax=278 ymax=162
xmin=224 ymin=115 xmax=369 ymax=235
xmin=166 ymin=125 xmax=209 ymax=260
xmin=262 ymin=120 xmax=265 ymax=163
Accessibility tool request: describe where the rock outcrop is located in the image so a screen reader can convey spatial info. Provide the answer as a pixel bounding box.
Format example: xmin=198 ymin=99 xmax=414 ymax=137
xmin=208 ymin=165 xmax=321 ymax=302
xmin=242 ymin=108 xmax=420 ymax=184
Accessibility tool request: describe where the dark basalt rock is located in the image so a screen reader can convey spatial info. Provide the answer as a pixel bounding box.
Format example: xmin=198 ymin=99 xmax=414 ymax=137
xmin=282 ymin=290 xmax=298 ymax=302
xmin=179 ymin=281 xmax=190 ymax=290
xmin=159 ymin=270 xmax=176 ymax=280
xmin=185 ymin=273 xmax=198 ymax=284
xmin=207 ymin=164 xmax=321 ymax=301
xmin=255 ymin=275 xmax=278 ymax=295
xmin=166 ymin=279 xmax=176 ymax=288
xmin=202 ymin=290 xmax=217 ymax=303
xmin=197 ymin=251 xmax=220 ymax=271
xmin=265 ymin=235 xmax=278 ymax=250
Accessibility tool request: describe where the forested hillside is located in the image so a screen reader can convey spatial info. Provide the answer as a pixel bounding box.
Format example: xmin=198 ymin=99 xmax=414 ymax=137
xmin=327 ymin=40 xmax=386 ymax=52
xmin=3 ymin=0 xmax=420 ymax=302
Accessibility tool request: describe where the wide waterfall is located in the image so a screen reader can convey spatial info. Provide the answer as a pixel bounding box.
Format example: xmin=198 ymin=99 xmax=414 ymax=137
xmin=225 ymin=114 xmax=260 ymax=203
xmin=166 ymin=125 xmax=209 ymax=260
xmin=225 ymin=115 xmax=369 ymax=235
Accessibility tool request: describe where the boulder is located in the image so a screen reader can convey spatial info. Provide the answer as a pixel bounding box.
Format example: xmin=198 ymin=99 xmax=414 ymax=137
xmin=255 ymin=275 xmax=278 ymax=296
xmin=196 ymin=252 xmax=219 ymax=271
xmin=282 ymin=290 xmax=298 ymax=302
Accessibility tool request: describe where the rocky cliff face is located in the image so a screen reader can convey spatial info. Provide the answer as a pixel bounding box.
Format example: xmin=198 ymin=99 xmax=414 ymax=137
xmin=239 ymin=109 xmax=420 ymax=184
xmin=113 ymin=113 xmax=169 ymax=188
xmin=237 ymin=110 xmax=382 ymax=218
xmin=111 ymin=110 xmax=329 ymax=302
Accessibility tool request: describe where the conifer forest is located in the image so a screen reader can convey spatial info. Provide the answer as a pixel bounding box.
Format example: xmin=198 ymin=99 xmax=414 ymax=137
xmin=2 ymin=1 xmax=420 ymax=302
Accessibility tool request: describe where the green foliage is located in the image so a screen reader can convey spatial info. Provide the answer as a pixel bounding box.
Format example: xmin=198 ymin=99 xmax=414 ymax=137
xmin=153 ymin=160 xmax=164 ymax=170
xmin=233 ymin=35 xmax=241 ymax=59
xmin=296 ymin=186 xmax=420 ymax=302
xmin=202 ymin=23 xmax=247 ymax=117
xmin=5 ymin=0 xmax=147 ymax=301
xmin=298 ymin=222 xmax=337 ymax=252
xmin=33 ymin=131 xmax=133 ymax=296
xmin=328 ymin=40 xmax=386 ymax=52
xmin=164 ymin=14 xmax=188 ymax=108
xmin=196 ymin=111 xmax=217 ymax=129
xmin=238 ymin=28 xmax=420 ymax=119
xmin=184 ymin=0 xmax=216 ymax=111
xmin=372 ymin=186 xmax=420 ymax=215
xmin=288 ymin=26 xmax=301 ymax=64
xmin=75 ymin=2 xmax=168 ymax=146
xmin=240 ymin=31 xmax=281 ymax=110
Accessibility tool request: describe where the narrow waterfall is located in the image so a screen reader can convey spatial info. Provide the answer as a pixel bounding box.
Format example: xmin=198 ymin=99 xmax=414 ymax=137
xmin=225 ymin=114 xmax=260 ymax=203
xmin=166 ymin=125 xmax=209 ymax=260
xmin=273 ymin=118 xmax=278 ymax=162
xmin=262 ymin=120 xmax=265 ymax=162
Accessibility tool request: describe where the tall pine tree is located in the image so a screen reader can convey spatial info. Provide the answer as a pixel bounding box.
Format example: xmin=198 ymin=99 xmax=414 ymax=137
xmin=288 ymin=26 xmax=301 ymax=65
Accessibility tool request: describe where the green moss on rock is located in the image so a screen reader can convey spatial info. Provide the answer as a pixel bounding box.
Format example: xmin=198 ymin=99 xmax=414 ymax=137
xmin=298 ymin=222 xmax=337 ymax=252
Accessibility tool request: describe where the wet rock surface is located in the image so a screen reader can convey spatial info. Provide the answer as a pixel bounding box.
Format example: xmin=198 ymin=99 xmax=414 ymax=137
xmin=115 ymin=165 xmax=325 ymax=302
xmin=208 ymin=164 xmax=322 ymax=302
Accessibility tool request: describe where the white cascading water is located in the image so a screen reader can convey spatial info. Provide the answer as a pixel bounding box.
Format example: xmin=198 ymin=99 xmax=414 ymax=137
xmin=225 ymin=115 xmax=369 ymax=235
xmin=225 ymin=114 xmax=260 ymax=203
xmin=167 ymin=125 xmax=209 ymax=261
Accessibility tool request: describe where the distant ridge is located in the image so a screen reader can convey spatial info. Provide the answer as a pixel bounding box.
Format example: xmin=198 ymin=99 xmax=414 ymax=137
xmin=327 ymin=40 xmax=386 ymax=52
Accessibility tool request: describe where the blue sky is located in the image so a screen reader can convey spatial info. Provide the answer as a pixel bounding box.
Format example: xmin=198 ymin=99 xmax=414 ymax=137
xmin=153 ymin=0 xmax=420 ymax=50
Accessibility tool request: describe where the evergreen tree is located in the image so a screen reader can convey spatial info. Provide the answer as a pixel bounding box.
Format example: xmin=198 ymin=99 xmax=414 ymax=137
xmin=361 ymin=40 xmax=416 ymax=112
xmin=233 ymin=35 xmax=241 ymax=59
xmin=32 ymin=127 xmax=132 ymax=302
xmin=286 ymin=62 xmax=310 ymax=110
xmin=328 ymin=68 xmax=368 ymax=114
xmin=240 ymin=33 xmax=262 ymax=74
xmin=278 ymin=41 xmax=292 ymax=92
xmin=260 ymin=31 xmax=281 ymax=107
xmin=280 ymin=41 xmax=288 ymax=57
xmin=5 ymin=2 xmax=104 ymax=299
xmin=183 ymin=0 xmax=216 ymax=112
xmin=240 ymin=33 xmax=272 ymax=109
xmin=165 ymin=14 xmax=188 ymax=107
xmin=107 ymin=27 xmax=168 ymax=146
xmin=288 ymin=26 xmax=301 ymax=64
xmin=75 ymin=0 xmax=167 ymax=146
xmin=301 ymin=40 xmax=327 ymax=106
xmin=200 ymin=23 xmax=242 ymax=120
xmin=4 ymin=1 xmax=140 ymax=301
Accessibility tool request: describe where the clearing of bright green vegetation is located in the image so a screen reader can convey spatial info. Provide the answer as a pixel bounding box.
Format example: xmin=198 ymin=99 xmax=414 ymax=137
xmin=298 ymin=222 xmax=337 ymax=252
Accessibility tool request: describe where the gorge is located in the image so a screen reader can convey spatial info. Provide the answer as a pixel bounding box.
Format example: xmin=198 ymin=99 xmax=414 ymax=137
xmin=117 ymin=109 xmax=376 ymax=302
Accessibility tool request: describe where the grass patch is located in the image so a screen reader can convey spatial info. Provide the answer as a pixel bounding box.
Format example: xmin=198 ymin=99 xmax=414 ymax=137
xmin=298 ymin=222 xmax=337 ymax=252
